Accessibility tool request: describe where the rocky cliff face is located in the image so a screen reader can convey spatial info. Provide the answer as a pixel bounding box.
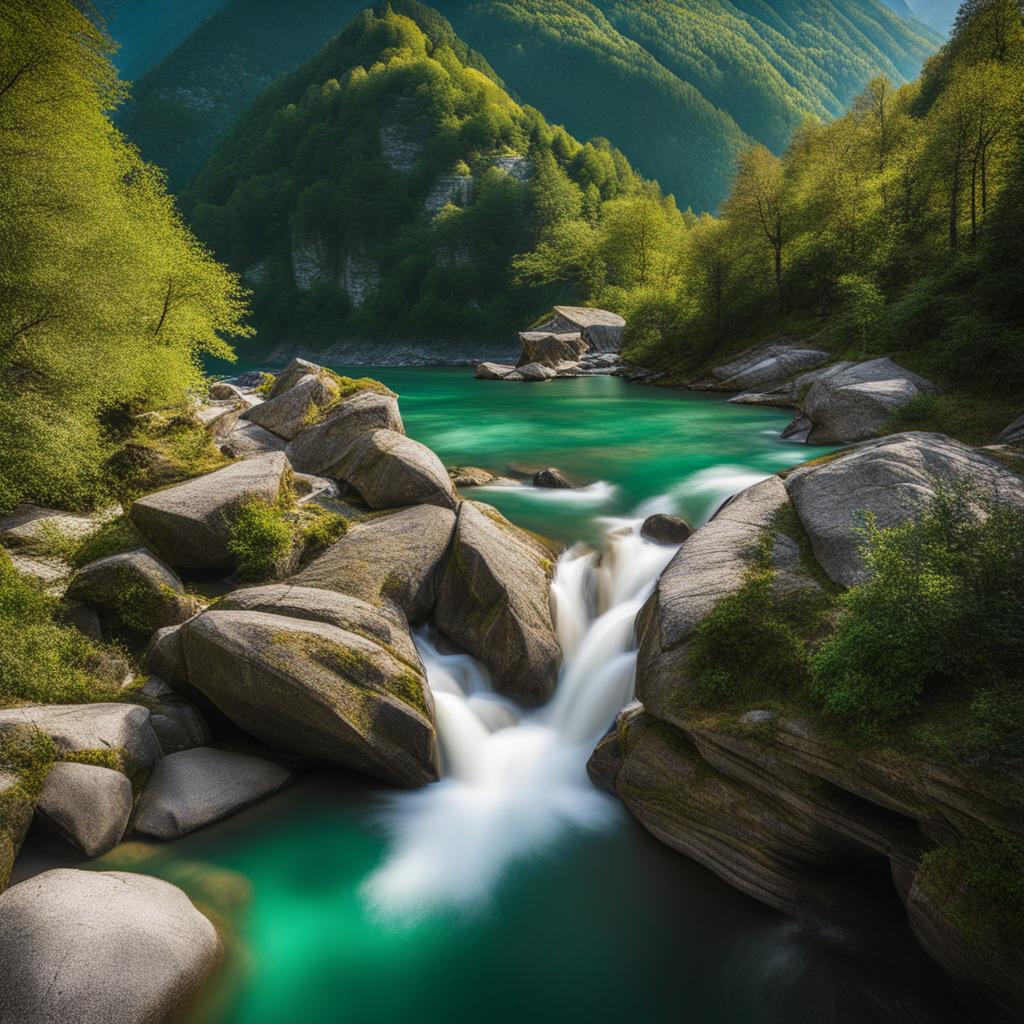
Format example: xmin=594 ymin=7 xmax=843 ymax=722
xmin=591 ymin=431 xmax=1024 ymax=1023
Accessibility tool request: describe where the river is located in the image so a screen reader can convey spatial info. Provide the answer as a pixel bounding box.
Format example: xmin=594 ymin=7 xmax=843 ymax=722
xmin=13 ymin=369 xmax=966 ymax=1023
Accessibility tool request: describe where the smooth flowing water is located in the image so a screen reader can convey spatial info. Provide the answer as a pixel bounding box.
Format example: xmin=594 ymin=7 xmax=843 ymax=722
xmin=16 ymin=370 xmax=966 ymax=1023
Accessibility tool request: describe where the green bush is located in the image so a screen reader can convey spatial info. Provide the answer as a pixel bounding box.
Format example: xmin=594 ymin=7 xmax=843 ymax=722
xmin=810 ymin=487 xmax=1024 ymax=744
xmin=226 ymin=497 xmax=295 ymax=581
xmin=298 ymin=507 xmax=349 ymax=554
xmin=0 ymin=551 xmax=120 ymax=707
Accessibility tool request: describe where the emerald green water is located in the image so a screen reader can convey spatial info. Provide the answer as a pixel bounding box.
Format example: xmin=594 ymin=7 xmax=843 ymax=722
xmin=18 ymin=369 xmax=965 ymax=1023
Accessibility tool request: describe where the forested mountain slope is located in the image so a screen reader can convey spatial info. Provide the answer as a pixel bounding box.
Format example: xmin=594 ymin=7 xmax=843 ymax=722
xmin=117 ymin=0 xmax=940 ymax=207
xmin=183 ymin=1 xmax=673 ymax=360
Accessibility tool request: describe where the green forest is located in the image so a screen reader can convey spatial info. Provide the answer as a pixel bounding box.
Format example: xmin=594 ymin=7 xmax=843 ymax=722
xmin=183 ymin=1 xmax=663 ymax=354
xmin=118 ymin=0 xmax=939 ymax=206
xmin=0 ymin=0 xmax=249 ymax=512
xmin=526 ymin=0 xmax=1024 ymax=438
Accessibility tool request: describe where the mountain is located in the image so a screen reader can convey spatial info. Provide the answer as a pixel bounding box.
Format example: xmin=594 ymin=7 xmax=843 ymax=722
xmin=116 ymin=0 xmax=941 ymax=207
xmin=907 ymin=0 xmax=962 ymax=34
xmin=183 ymin=1 xmax=663 ymax=361
xmin=95 ymin=0 xmax=228 ymax=81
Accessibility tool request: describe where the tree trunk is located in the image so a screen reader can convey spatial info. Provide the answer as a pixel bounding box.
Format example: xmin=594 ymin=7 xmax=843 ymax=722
xmin=949 ymin=166 xmax=960 ymax=250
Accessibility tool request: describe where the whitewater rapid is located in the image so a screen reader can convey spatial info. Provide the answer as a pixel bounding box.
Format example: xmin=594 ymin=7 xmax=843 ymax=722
xmin=362 ymin=513 xmax=680 ymax=919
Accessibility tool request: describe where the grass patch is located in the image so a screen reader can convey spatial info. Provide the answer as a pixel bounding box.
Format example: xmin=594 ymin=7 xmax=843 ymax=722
xmin=254 ymin=372 xmax=276 ymax=397
xmin=304 ymin=373 xmax=397 ymax=426
xmin=226 ymin=497 xmax=294 ymax=582
xmin=885 ymin=392 xmax=1020 ymax=446
xmin=0 ymin=550 xmax=126 ymax=707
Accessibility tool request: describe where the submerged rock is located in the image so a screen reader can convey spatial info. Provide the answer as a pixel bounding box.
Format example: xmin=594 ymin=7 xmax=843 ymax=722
xmin=639 ymin=513 xmax=692 ymax=545
xmin=178 ymin=604 xmax=438 ymax=787
xmin=785 ymin=431 xmax=1024 ymax=586
xmin=65 ymin=548 xmax=200 ymax=636
xmin=130 ymin=452 xmax=291 ymax=571
xmin=533 ymin=467 xmax=575 ymax=489
xmin=36 ymin=762 xmax=132 ymax=857
xmin=434 ymin=501 xmax=560 ymax=705
xmin=133 ymin=747 xmax=292 ymax=839
xmin=294 ymin=504 xmax=456 ymax=622
xmin=0 ymin=868 xmax=222 ymax=1024
xmin=330 ymin=428 xmax=456 ymax=511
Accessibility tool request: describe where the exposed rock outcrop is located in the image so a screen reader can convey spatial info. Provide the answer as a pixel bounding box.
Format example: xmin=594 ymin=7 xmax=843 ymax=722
xmin=532 ymin=306 xmax=625 ymax=353
xmin=65 ymin=549 xmax=200 ymax=636
xmin=36 ymin=762 xmax=132 ymax=857
xmin=517 ymin=332 xmax=587 ymax=368
xmin=434 ymin=501 xmax=560 ymax=705
xmin=176 ymin=600 xmax=438 ymax=787
xmin=0 ymin=869 xmax=222 ymax=1024
xmin=130 ymin=452 xmax=291 ymax=571
xmin=329 ymin=429 xmax=457 ymax=510
xmin=285 ymin=390 xmax=403 ymax=477
xmin=267 ymin=358 xmax=320 ymax=399
xmin=691 ymin=343 xmax=829 ymax=393
xmin=133 ymin=747 xmax=292 ymax=839
xmin=475 ymin=362 xmax=515 ymax=381
xmin=784 ymin=432 xmax=1024 ymax=586
xmin=783 ymin=358 xmax=935 ymax=443
xmin=294 ymin=504 xmax=457 ymax=622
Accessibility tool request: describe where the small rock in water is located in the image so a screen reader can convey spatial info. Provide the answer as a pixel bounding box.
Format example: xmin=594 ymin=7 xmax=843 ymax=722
xmin=640 ymin=513 xmax=692 ymax=545
xmin=448 ymin=466 xmax=496 ymax=488
xmin=533 ymin=467 xmax=575 ymax=489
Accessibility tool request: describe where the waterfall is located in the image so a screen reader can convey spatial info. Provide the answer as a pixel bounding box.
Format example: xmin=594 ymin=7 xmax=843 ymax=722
xmin=361 ymin=512 xmax=680 ymax=919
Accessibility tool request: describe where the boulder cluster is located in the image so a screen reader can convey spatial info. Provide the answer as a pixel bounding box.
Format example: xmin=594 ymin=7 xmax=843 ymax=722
xmin=0 ymin=358 xmax=564 ymax=1023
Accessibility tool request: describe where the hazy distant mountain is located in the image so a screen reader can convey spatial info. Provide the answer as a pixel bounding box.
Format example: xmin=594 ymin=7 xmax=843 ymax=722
xmin=907 ymin=0 xmax=962 ymax=34
xmin=116 ymin=0 xmax=940 ymax=209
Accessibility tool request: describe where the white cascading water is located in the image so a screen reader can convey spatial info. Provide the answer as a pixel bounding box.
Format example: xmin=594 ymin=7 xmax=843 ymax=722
xmin=362 ymin=513 xmax=680 ymax=919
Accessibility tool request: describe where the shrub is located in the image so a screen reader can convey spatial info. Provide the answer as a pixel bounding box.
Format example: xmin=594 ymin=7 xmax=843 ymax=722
xmin=298 ymin=507 xmax=348 ymax=554
xmin=810 ymin=487 xmax=1024 ymax=742
xmin=0 ymin=550 xmax=120 ymax=706
xmin=226 ymin=497 xmax=294 ymax=581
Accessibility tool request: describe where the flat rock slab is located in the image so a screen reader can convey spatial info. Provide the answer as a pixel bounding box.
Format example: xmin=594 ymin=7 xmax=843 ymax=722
xmin=785 ymin=431 xmax=1024 ymax=586
xmin=37 ymin=762 xmax=132 ymax=857
xmin=294 ymin=504 xmax=457 ymax=622
xmin=286 ymin=390 xmax=403 ymax=477
xmin=133 ymin=747 xmax=292 ymax=839
xmin=0 ymin=868 xmax=222 ymax=1024
xmin=0 ymin=504 xmax=112 ymax=550
xmin=331 ymin=428 xmax=456 ymax=510
xmin=0 ymin=704 xmax=162 ymax=771
xmin=695 ymin=344 xmax=829 ymax=392
xmin=475 ymin=362 xmax=515 ymax=380
xmin=130 ymin=452 xmax=290 ymax=570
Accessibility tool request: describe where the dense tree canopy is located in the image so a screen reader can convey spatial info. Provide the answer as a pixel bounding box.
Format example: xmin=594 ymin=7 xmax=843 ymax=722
xmin=0 ymin=0 xmax=249 ymax=511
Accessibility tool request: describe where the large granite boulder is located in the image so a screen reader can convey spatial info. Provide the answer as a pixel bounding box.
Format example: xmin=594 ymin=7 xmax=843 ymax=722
xmin=65 ymin=548 xmax=199 ymax=636
xmin=266 ymin=357 xmax=320 ymax=399
xmin=36 ymin=762 xmax=132 ymax=857
xmin=729 ymin=361 xmax=855 ymax=408
xmin=635 ymin=477 xmax=814 ymax=721
xmin=329 ymin=429 xmax=456 ymax=510
xmin=177 ymin=604 xmax=438 ymax=787
xmin=133 ymin=747 xmax=292 ymax=839
xmin=532 ymin=306 xmax=625 ymax=352
xmin=0 ymin=704 xmax=162 ymax=771
xmin=434 ymin=501 xmax=560 ymax=705
xmin=286 ymin=390 xmax=403 ymax=476
xmin=785 ymin=432 xmax=1024 ymax=586
xmin=215 ymin=584 xmax=421 ymax=667
xmin=294 ymin=504 xmax=456 ymax=622
xmin=0 ymin=868 xmax=222 ymax=1024
xmin=517 ymin=331 xmax=587 ymax=368
xmin=692 ymin=344 xmax=829 ymax=393
xmin=219 ymin=420 xmax=287 ymax=459
xmin=784 ymin=357 xmax=935 ymax=443
xmin=130 ymin=452 xmax=291 ymax=571
xmin=241 ymin=371 xmax=338 ymax=440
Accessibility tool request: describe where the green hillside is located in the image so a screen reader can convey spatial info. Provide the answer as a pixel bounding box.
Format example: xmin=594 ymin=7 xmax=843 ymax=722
xmin=117 ymin=0 xmax=940 ymax=207
xmin=184 ymin=1 xmax=672 ymax=359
